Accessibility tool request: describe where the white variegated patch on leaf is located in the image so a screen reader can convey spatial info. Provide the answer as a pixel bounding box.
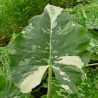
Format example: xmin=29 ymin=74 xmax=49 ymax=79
xmin=55 ymin=56 xmax=84 ymax=69
xmin=61 ymin=85 xmax=72 ymax=93
xmin=45 ymin=4 xmax=63 ymax=28
xmin=53 ymin=65 xmax=83 ymax=93
xmin=20 ymin=66 xmax=48 ymax=93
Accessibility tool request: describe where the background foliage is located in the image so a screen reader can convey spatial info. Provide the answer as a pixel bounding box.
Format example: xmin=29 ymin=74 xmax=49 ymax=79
xmin=0 ymin=0 xmax=89 ymax=46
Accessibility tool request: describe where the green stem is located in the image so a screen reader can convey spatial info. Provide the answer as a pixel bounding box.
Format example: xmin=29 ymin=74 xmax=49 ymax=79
xmin=47 ymin=20 xmax=52 ymax=98
xmin=89 ymin=63 xmax=98 ymax=66
xmin=47 ymin=13 xmax=53 ymax=97
xmin=47 ymin=65 xmax=52 ymax=98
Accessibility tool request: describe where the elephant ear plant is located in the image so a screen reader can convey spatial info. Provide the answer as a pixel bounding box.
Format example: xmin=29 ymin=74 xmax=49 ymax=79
xmin=7 ymin=4 xmax=90 ymax=98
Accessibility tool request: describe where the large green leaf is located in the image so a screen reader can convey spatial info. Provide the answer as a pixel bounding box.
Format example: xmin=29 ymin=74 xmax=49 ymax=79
xmin=8 ymin=4 xmax=90 ymax=94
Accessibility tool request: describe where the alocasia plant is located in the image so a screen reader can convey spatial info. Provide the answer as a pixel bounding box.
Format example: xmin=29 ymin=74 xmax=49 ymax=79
xmin=7 ymin=4 xmax=90 ymax=98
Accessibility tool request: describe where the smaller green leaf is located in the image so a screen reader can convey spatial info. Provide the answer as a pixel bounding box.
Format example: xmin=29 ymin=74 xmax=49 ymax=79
xmin=72 ymin=4 xmax=98 ymax=29
xmin=0 ymin=75 xmax=32 ymax=98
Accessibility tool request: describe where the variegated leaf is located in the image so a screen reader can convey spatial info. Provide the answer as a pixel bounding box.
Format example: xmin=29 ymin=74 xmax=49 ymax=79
xmin=8 ymin=4 xmax=90 ymax=94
